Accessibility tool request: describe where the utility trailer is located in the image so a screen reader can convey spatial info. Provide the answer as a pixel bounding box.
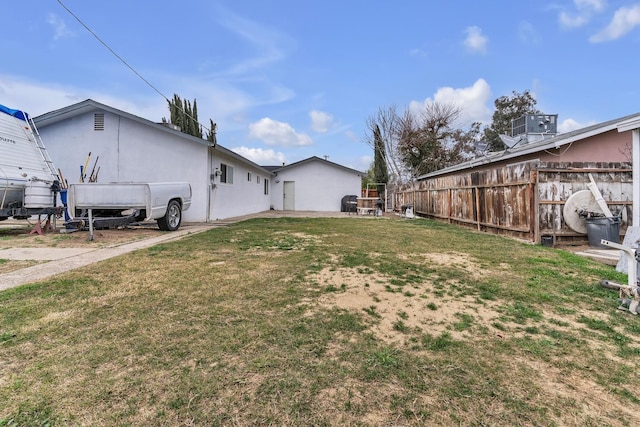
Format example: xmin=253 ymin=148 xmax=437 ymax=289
xmin=0 ymin=103 xmax=62 ymax=222
xmin=66 ymin=182 xmax=192 ymax=239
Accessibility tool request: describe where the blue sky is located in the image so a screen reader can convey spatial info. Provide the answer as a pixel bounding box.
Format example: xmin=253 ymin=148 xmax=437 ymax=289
xmin=2 ymin=0 xmax=640 ymax=171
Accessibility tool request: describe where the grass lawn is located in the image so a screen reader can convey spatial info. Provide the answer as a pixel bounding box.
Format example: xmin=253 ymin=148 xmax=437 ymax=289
xmin=1 ymin=217 xmax=639 ymax=426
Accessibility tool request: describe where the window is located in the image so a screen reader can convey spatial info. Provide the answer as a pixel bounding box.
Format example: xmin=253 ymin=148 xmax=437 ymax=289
xmin=247 ymin=172 xmax=252 ymax=182
xmin=221 ymin=163 xmax=233 ymax=184
xmin=94 ymin=113 xmax=105 ymax=131
xmin=257 ymin=176 xmax=261 ymax=184
xmin=264 ymin=178 xmax=269 ymax=195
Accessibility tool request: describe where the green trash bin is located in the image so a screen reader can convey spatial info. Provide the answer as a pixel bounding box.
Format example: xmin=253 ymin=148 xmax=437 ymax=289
xmin=585 ymin=216 xmax=620 ymax=248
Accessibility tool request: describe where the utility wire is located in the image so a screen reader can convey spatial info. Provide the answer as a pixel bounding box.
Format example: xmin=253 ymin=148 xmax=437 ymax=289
xmin=56 ymin=0 xmax=213 ymax=137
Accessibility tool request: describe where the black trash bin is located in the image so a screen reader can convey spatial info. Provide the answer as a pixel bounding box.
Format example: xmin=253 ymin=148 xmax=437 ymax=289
xmin=585 ymin=216 xmax=620 ymax=248
xmin=341 ymin=195 xmax=358 ymax=213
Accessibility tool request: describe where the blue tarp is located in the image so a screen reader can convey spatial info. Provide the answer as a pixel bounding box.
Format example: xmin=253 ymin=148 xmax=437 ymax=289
xmin=0 ymin=104 xmax=28 ymax=121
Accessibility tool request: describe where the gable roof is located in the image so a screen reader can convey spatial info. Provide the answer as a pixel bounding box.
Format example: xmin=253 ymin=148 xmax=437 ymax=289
xmin=265 ymin=156 xmax=365 ymax=176
xmin=417 ymin=112 xmax=640 ymax=180
xmin=33 ymin=99 xmax=274 ymax=175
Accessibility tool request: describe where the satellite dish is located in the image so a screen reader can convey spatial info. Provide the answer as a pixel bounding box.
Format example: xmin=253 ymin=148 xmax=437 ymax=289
xmin=563 ymin=190 xmax=602 ymax=234
xmin=499 ymin=134 xmax=526 ymax=149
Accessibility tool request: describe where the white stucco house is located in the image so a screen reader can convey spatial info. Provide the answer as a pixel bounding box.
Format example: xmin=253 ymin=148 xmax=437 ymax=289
xmin=265 ymin=157 xmax=364 ymax=211
xmin=32 ymin=99 xmax=364 ymax=221
xmin=33 ymin=99 xmax=273 ymax=222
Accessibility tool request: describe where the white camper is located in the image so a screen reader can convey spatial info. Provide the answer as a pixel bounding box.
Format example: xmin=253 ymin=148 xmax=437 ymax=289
xmin=0 ymin=104 xmax=61 ymax=220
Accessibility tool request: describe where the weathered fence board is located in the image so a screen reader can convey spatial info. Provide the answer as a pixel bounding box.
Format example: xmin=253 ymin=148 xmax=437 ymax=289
xmin=392 ymin=161 xmax=632 ymax=244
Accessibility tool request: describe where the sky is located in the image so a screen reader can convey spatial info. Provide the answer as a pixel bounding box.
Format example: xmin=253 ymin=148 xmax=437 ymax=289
xmin=2 ymin=0 xmax=640 ymax=172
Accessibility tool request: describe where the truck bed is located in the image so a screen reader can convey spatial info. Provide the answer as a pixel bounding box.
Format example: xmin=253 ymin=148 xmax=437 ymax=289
xmin=67 ymin=182 xmax=191 ymax=221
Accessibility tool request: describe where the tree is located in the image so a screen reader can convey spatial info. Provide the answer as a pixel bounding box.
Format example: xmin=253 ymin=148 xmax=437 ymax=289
xmin=396 ymin=102 xmax=478 ymax=177
xmin=206 ymin=119 xmax=217 ymax=145
xmin=362 ymin=163 xmax=376 ymax=190
xmin=163 ymin=94 xmax=203 ymax=139
xmin=372 ymin=124 xmax=389 ymax=197
xmin=364 ymin=105 xmax=410 ymax=184
xmin=484 ymin=90 xmax=539 ymax=152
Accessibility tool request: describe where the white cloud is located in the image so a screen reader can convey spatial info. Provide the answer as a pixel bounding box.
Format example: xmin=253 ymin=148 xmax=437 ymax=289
xmin=213 ymin=5 xmax=292 ymax=76
xmin=559 ymin=11 xmax=589 ymax=28
xmin=558 ymin=118 xmax=583 ymax=133
xmin=557 ymin=118 xmax=598 ymax=133
xmin=359 ymin=155 xmax=373 ymax=170
xmin=47 ymin=13 xmax=74 ymax=41
xmin=248 ymin=117 xmax=313 ymax=147
xmin=231 ymin=146 xmax=286 ymax=165
xmin=309 ymin=110 xmax=334 ymax=133
xmin=409 ymin=78 xmax=493 ymax=127
xmin=576 ymin=0 xmax=606 ymax=12
xmin=463 ymin=26 xmax=488 ymax=54
xmin=518 ymin=21 xmax=540 ymax=44
xmin=345 ymin=130 xmax=359 ymax=142
xmin=0 ymin=74 xmax=166 ymax=119
xmin=590 ymin=4 xmax=640 ymax=42
xmin=409 ymin=48 xmax=428 ymax=58
xmin=559 ymin=0 xmax=607 ymax=29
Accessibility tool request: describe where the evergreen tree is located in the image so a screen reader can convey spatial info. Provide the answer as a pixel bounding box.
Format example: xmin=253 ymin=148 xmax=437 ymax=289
xmin=163 ymin=94 xmax=204 ymax=139
xmin=373 ymin=124 xmax=389 ymax=196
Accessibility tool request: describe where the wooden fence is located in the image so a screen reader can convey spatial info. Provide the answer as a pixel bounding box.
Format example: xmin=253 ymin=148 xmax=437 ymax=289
xmin=393 ymin=161 xmax=632 ymax=244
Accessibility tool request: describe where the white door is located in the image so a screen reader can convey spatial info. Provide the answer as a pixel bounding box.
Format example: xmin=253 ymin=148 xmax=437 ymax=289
xmin=283 ymin=181 xmax=295 ymax=210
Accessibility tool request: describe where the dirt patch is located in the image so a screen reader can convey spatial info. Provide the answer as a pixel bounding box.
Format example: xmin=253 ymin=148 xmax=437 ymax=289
xmin=0 ymin=223 xmax=168 ymax=249
xmin=304 ymin=259 xmax=506 ymax=344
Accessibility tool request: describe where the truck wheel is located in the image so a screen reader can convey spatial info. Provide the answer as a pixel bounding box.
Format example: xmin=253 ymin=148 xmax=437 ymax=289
xmin=157 ymin=200 xmax=181 ymax=231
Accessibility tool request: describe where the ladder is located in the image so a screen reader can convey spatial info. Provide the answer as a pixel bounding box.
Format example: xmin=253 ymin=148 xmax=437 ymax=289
xmin=27 ymin=116 xmax=60 ymax=182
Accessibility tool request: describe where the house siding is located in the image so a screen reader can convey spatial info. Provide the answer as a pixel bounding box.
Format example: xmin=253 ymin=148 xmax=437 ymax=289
xmin=209 ymin=154 xmax=272 ymax=219
xmin=270 ymin=160 xmax=362 ymax=211
xmin=537 ymin=130 xmax=629 ymax=163
xmin=37 ymin=110 xmax=250 ymax=222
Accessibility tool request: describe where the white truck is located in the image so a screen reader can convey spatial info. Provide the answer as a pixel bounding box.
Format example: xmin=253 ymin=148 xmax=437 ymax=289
xmin=66 ymin=182 xmax=192 ymax=238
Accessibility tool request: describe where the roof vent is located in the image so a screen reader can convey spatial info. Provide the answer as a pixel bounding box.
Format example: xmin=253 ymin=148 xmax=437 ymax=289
xmin=94 ymin=113 xmax=105 ymax=131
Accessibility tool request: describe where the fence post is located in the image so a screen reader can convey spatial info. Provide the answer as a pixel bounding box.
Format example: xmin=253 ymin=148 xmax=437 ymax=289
xmin=475 ymin=187 xmax=481 ymax=231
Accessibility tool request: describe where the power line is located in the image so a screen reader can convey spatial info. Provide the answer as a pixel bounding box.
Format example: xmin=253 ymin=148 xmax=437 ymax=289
xmin=55 ymin=0 xmax=213 ymax=137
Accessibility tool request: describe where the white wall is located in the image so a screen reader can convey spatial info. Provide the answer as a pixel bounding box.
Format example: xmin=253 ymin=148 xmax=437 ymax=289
xmin=38 ymin=111 xmax=210 ymax=222
xmin=270 ymin=160 xmax=361 ymax=211
xmin=208 ymin=150 xmax=272 ymax=219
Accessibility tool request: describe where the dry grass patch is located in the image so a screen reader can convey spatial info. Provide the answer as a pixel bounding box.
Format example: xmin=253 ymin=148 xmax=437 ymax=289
xmin=0 ymin=259 xmax=38 ymax=274
xmin=305 ymin=258 xmax=524 ymax=345
xmin=1 ymin=217 xmax=640 ymax=426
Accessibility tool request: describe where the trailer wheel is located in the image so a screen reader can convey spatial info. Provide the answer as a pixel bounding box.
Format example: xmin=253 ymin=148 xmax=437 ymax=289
xmin=157 ymin=200 xmax=182 ymax=231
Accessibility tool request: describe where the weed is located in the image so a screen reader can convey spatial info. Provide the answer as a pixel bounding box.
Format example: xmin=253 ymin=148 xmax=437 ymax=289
xmin=392 ymin=320 xmax=409 ymax=333
xmin=453 ymin=313 xmax=474 ymax=331
xmin=422 ymin=332 xmax=457 ymax=351
xmin=368 ymin=347 xmax=400 ymax=368
xmin=363 ymin=305 xmax=381 ymax=318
